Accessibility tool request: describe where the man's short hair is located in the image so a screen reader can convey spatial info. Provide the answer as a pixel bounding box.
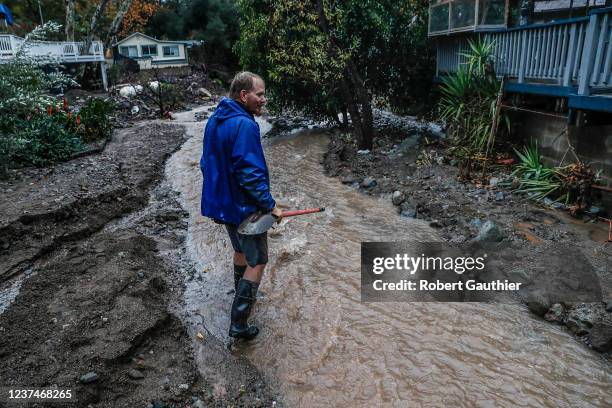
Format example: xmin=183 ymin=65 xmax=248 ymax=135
xmin=229 ymin=71 xmax=263 ymax=100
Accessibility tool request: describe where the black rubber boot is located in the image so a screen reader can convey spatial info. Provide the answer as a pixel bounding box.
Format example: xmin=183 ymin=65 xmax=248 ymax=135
xmin=229 ymin=279 xmax=260 ymax=340
xmin=233 ymin=264 xmax=247 ymax=290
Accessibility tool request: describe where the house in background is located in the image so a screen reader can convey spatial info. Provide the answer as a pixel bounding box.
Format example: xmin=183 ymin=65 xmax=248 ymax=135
xmin=429 ymin=0 xmax=612 ymax=186
xmin=114 ymin=32 xmax=201 ymax=69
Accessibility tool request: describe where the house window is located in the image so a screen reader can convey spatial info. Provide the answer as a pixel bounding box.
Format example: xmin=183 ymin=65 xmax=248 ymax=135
xmin=119 ymin=46 xmax=138 ymax=57
xmin=162 ymin=45 xmax=180 ymax=57
xmin=141 ymin=44 xmax=158 ymax=56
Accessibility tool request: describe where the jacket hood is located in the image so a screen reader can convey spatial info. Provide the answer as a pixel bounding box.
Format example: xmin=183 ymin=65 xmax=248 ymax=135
xmin=212 ymin=97 xmax=253 ymax=122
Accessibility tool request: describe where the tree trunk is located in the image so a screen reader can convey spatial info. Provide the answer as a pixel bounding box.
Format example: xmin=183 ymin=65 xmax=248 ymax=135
xmin=345 ymin=62 xmax=374 ymax=150
xmin=104 ymin=0 xmax=134 ymax=51
xmin=64 ymin=0 xmax=75 ymax=41
xmin=315 ymin=0 xmax=374 ymax=150
xmin=339 ymin=78 xmax=365 ymax=148
xmin=340 ymin=107 xmax=348 ymax=128
xmin=84 ymin=0 xmax=111 ymax=54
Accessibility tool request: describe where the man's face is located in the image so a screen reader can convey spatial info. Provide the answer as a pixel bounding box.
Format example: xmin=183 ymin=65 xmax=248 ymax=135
xmin=240 ymin=78 xmax=266 ymax=116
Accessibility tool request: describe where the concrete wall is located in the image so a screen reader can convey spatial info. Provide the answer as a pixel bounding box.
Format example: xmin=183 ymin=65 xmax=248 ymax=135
xmin=513 ymin=112 xmax=612 ymax=182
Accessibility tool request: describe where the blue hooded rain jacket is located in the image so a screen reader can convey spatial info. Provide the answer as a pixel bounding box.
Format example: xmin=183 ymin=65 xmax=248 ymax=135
xmin=200 ymin=97 xmax=275 ymax=225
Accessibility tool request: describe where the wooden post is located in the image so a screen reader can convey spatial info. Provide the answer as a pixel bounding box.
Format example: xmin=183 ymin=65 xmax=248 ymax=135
xmin=100 ymin=61 xmax=108 ymax=91
xmin=518 ymin=30 xmax=527 ymax=83
xmin=578 ymin=13 xmax=600 ymax=95
xmin=504 ymin=0 xmax=510 ymax=26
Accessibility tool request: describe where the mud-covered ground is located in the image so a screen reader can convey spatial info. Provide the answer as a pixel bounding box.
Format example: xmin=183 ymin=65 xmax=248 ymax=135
xmin=0 ymin=121 xmax=279 ymax=407
xmin=322 ymin=112 xmax=611 ymax=353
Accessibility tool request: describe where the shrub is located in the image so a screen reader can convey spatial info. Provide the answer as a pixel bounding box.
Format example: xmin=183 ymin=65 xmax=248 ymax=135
xmin=0 ymin=22 xmax=82 ymax=175
xmin=78 ymin=98 xmax=115 ymax=143
xmin=10 ymin=113 xmax=82 ymax=167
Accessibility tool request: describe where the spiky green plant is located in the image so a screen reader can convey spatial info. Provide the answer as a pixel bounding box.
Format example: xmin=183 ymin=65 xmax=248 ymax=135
xmin=439 ymin=38 xmax=504 ymax=156
xmin=511 ymin=143 xmax=568 ymax=202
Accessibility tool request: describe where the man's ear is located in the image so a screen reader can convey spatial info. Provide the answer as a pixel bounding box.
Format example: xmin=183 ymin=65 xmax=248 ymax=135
xmin=240 ymin=89 xmax=248 ymax=103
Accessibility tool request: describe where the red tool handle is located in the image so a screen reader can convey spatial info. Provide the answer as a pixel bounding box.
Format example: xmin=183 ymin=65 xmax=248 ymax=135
xmin=281 ymin=207 xmax=325 ymax=217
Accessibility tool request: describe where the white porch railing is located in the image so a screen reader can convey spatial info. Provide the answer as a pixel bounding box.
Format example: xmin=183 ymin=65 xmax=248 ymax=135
xmin=436 ymin=7 xmax=612 ymax=96
xmin=0 ymin=35 xmax=104 ymax=63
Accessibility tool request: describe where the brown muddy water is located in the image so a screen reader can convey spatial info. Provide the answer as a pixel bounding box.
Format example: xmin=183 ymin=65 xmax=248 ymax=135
xmin=167 ymin=106 xmax=610 ymax=407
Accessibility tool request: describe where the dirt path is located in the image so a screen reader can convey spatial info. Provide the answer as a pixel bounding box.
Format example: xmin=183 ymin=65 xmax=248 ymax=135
xmin=0 ymin=117 xmax=279 ymax=407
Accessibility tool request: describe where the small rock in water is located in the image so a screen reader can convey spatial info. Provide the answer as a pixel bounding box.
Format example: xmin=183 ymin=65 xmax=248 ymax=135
xmin=495 ymin=191 xmax=504 ymax=201
xmin=80 ymin=372 xmax=98 ymax=384
xmin=400 ymin=208 xmax=416 ymax=218
xmin=357 ymin=149 xmax=370 ymax=155
xmin=489 ymin=177 xmax=500 ymax=187
xmin=543 ymin=197 xmax=553 ymax=206
xmin=193 ymin=400 xmax=205 ymax=408
xmin=178 ymin=384 xmax=189 ymax=390
xmin=588 ymin=206 xmax=602 ymax=215
xmin=340 ymin=175 xmax=356 ymax=184
xmin=470 ymin=218 xmax=482 ymax=228
xmin=360 ymin=177 xmax=376 ymax=188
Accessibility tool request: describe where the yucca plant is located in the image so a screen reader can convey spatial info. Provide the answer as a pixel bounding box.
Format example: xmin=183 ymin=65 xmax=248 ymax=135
xmin=511 ymin=143 xmax=568 ymax=202
xmin=439 ymin=38 xmax=504 ymax=159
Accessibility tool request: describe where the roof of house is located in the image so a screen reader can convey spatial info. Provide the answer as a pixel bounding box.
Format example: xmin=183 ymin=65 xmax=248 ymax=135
xmin=114 ymin=32 xmax=194 ymax=46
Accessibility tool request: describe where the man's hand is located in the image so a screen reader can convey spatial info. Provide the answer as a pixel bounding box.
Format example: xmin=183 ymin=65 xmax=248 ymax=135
xmin=271 ymin=206 xmax=283 ymax=224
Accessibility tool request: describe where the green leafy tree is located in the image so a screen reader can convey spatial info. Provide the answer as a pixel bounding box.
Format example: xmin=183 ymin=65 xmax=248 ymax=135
xmin=235 ymin=0 xmax=434 ymax=149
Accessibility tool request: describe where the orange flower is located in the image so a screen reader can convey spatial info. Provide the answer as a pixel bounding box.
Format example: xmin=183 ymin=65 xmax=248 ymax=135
xmin=46 ymin=105 xmax=52 ymax=115
xmin=76 ymin=115 xmax=81 ymax=125
xmin=63 ymin=98 xmax=69 ymax=111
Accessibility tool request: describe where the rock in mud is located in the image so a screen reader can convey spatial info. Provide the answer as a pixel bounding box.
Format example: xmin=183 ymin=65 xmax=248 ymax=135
xmin=392 ymin=190 xmax=405 ymax=206
xmin=80 ymin=372 xmax=99 ymax=384
xmin=589 ymin=322 xmax=612 ymax=352
xmin=128 ymin=369 xmax=145 ymax=379
xmin=361 ymin=177 xmax=376 ymax=188
xmin=544 ymin=303 xmax=565 ymax=323
xmin=341 ymin=175 xmax=356 ymax=184
xmin=526 ymin=293 xmax=551 ymax=317
xmin=474 ymin=220 xmax=504 ymax=242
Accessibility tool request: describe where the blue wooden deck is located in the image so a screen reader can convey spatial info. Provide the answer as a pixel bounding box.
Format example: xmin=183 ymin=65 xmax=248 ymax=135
xmin=434 ymin=7 xmax=612 ymax=112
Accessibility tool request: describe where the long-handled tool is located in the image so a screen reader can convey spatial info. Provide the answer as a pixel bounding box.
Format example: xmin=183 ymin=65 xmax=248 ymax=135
xmin=238 ymin=207 xmax=325 ymax=235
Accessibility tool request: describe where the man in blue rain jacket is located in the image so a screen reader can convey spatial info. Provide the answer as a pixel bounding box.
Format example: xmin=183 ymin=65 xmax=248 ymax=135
xmin=200 ymin=71 xmax=281 ymax=340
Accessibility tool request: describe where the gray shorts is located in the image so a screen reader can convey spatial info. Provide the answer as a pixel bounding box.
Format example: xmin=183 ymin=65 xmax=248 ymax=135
xmin=225 ymin=224 xmax=268 ymax=267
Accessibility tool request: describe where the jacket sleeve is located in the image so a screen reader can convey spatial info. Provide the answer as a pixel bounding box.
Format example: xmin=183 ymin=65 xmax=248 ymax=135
xmin=230 ymin=119 xmax=276 ymax=212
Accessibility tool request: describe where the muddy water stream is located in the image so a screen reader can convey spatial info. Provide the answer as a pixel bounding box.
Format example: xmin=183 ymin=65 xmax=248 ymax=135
xmin=167 ymin=106 xmax=610 ymax=407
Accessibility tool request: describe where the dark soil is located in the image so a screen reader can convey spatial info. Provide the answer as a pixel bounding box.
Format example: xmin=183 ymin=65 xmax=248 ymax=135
xmin=322 ymin=117 xmax=611 ymax=353
xmin=0 ymin=121 xmax=279 ymax=407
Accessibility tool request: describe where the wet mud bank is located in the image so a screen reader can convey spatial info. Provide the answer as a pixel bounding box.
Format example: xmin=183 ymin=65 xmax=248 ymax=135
xmin=322 ymin=121 xmax=612 ymax=354
xmin=0 ymin=119 xmax=278 ymax=407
